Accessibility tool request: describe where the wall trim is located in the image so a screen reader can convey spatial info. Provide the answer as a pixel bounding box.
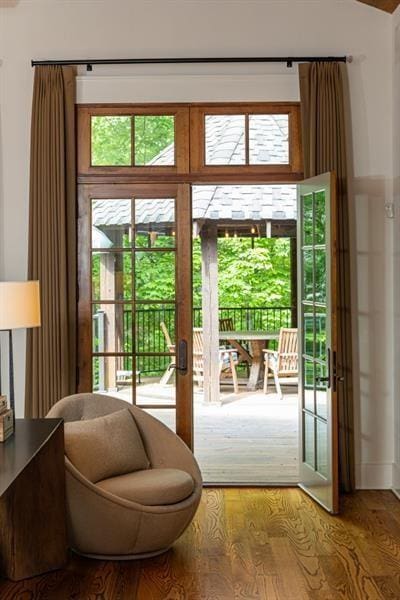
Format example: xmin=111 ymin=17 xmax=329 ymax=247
xmin=76 ymin=73 xmax=300 ymax=105
xmin=392 ymin=462 xmax=400 ymax=496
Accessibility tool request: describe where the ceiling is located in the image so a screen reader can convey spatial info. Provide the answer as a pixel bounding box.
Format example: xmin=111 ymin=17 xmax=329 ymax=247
xmin=356 ymin=0 xmax=400 ymax=12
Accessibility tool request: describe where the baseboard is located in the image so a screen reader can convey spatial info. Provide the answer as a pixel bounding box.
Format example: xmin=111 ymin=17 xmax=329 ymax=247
xmin=392 ymin=462 xmax=400 ymax=497
xmin=356 ymin=462 xmax=393 ymax=489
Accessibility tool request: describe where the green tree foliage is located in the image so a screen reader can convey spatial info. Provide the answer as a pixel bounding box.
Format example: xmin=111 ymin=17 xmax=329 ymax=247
xmin=193 ymin=237 xmax=291 ymax=308
xmin=134 ymin=116 xmax=174 ymax=165
xmin=91 ymin=116 xmax=131 ymax=165
xmin=91 ymin=115 xmax=174 ymax=166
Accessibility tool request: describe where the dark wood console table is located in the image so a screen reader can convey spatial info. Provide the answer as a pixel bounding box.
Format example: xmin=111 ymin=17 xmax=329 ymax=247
xmin=0 ymin=419 xmax=67 ymax=581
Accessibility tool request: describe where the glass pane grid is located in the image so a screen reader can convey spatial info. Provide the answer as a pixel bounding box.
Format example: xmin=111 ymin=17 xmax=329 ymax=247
xmin=90 ymin=115 xmax=176 ymax=168
xmin=301 ymin=187 xmax=329 ymax=476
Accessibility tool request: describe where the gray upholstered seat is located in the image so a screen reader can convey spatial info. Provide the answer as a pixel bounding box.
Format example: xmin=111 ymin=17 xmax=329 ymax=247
xmin=47 ymin=393 xmax=202 ymax=560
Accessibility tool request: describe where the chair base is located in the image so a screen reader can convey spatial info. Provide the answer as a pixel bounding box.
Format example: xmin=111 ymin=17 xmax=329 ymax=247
xmin=71 ymin=545 xmax=171 ymax=561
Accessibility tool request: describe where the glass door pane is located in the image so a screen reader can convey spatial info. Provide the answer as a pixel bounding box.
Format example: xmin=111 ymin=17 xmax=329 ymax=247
xmin=298 ymin=173 xmax=339 ymax=514
xmin=79 ymin=184 xmax=193 ymax=448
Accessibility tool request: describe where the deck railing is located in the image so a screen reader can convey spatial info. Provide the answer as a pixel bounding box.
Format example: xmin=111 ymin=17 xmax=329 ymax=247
xmin=125 ymin=306 xmax=294 ymax=376
xmin=93 ymin=306 xmax=294 ymax=381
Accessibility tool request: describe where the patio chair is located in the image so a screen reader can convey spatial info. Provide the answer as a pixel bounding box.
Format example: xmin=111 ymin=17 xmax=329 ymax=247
xmin=193 ymin=327 xmax=239 ymax=394
xmin=219 ymin=317 xmax=251 ymax=375
xmin=159 ymin=321 xmax=175 ymax=385
xmin=263 ymin=328 xmax=298 ymax=399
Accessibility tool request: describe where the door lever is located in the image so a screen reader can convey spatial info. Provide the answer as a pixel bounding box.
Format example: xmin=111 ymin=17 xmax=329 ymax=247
xmin=167 ymin=340 xmax=188 ymax=374
xmin=177 ymin=339 xmax=188 ymax=373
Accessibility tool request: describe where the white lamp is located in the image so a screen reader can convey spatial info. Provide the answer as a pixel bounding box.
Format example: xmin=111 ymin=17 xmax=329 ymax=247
xmin=0 ymin=281 xmax=41 ymax=420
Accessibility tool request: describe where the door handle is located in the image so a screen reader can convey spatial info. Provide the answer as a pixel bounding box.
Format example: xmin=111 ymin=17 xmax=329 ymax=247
xmin=168 ymin=340 xmax=188 ymax=374
xmin=177 ymin=339 xmax=188 ymax=373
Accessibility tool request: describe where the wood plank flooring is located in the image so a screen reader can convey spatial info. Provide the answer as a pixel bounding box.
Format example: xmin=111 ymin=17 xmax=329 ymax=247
xmin=144 ymin=385 xmax=299 ymax=484
xmin=1 ymin=488 xmax=400 ymax=599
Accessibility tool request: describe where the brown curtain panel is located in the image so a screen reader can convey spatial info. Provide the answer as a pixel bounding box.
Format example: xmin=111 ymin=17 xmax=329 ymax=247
xmin=299 ymin=62 xmax=355 ymax=492
xmin=25 ymin=66 xmax=77 ymax=417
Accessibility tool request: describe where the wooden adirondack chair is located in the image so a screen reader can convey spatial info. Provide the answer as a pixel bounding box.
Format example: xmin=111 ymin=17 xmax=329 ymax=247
xmin=193 ymin=327 xmax=239 ymax=394
xmin=263 ymin=328 xmax=298 ymax=399
xmin=159 ymin=321 xmax=176 ymax=385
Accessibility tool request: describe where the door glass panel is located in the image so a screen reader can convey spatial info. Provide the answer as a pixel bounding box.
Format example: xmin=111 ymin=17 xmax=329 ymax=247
xmin=303 ymin=360 xmax=315 ymax=412
xmin=134 ymin=198 xmax=175 ymax=248
xmin=92 ymin=304 xmax=132 ymax=353
xmin=315 ymin=307 xmax=327 ymax=362
xmin=304 ymin=310 xmax=314 ymax=357
xmin=134 ymin=115 xmax=175 ymax=166
xmin=303 ymin=249 xmax=314 ymax=301
xmin=205 ymin=115 xmax=246 ymax=165
xmin=314 ymin=249 xmax=326 ymax=304
xmin=92 ymin=252 xmax=132 ymax=301
xmin=248 ymin=114 xmax=289 ymax=164
xmin=304 ymin=413 xmax=315 ymax=468
xmin=316 ymin=362 xmax=328 ymax=419
xmin=91 ymin=116 xmax=132 ymax=166
xmin=135 ymin=356 xmax=176 ymax=410
xmin=135 ymin=252 xmax=175 ymax=301
xmin=135 ymin=305 xmax=176 ymax=354
xmin=302 ymin=193 xmax=313 ymax=245
xmin=92 ymin=356 xmax=134 ymax=402
xmin=316 ymin=420 xmax=328 ymax=477
xmin=92 ymin=199 xmax=132 ymax=248
xmin=314 ymin=191 xmax=326 ymax=244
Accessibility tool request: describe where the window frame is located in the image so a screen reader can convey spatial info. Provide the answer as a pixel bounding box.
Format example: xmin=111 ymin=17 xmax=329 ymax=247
xmin=77 ymin=105 xmax=190 ymax=176
xmin=190 ymin=103 xmax=302 ymax=177
xmin=77 ymin=102 xmax=303 ymax=183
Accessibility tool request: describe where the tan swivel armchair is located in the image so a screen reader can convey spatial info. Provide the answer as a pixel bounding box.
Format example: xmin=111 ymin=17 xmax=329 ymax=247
xmin=47 ymin=393 xmax=202 ymax=560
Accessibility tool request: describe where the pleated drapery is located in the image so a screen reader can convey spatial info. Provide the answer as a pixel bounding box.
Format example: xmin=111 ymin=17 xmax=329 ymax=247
xmin=25 ymin=66 xmax=77 ymax=417
xmin=299 ymin=62 xmax=355 ymax=492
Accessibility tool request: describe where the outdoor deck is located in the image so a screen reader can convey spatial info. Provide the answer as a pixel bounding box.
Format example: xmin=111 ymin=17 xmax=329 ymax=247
xmin=115 ymin=379 xmax=299 ymax=484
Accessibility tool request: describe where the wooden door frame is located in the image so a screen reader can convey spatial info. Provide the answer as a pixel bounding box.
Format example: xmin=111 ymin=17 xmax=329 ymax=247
xmin=77 ymin=182 xmax=193 ymax=448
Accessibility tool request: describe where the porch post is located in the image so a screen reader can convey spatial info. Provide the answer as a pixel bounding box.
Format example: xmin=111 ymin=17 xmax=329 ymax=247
xmin=200 ymin=222 xmax=220 ymax=403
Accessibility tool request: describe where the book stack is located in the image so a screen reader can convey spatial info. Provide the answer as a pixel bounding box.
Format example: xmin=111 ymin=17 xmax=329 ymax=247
xmin=0 ymin=395 xmax=13 ymax=442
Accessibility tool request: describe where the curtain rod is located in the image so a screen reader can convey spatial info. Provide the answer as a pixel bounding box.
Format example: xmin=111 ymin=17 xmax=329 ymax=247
xmin=31 ymin=56 xmax=350 ymax=71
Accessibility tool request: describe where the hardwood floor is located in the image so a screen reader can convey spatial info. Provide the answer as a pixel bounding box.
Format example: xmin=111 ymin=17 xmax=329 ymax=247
xmin=1 ymin=488 xmax=399 ymax=599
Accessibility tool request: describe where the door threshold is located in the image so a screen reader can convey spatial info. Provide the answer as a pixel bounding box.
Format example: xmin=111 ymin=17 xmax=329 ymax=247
xmin=202 ymin=481 xmax=299 ymax=488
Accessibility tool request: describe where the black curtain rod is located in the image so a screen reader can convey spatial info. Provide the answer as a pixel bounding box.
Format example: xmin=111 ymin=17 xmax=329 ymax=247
xmin=31 ymin=56 xmax=349 ymax=70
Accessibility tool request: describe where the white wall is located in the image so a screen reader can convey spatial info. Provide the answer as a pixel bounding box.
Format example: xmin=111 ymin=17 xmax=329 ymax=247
xmin=0 ymin=0 xmax=395 ymax=488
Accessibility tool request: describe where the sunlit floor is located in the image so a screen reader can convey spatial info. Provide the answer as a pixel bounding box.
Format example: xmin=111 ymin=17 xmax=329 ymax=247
xmin=107 ymin=379 xmax=299 ymax=484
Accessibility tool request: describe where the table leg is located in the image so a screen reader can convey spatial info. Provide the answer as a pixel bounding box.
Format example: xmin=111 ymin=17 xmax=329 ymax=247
xmin=246 ymin=340 xmax=266 ymax=390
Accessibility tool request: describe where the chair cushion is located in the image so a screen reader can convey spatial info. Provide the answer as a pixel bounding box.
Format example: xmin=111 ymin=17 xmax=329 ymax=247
xmin=64 ymin=408 xmax=150 ymax=483
xmin=96 ymin=468 xmax=195 ymax=506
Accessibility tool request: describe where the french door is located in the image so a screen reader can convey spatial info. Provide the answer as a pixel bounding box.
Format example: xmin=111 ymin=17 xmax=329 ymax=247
xmin=298 ymin=173 xmax=339 ymax=513
xmin=77 ymin=183 xmax=193 ymax=448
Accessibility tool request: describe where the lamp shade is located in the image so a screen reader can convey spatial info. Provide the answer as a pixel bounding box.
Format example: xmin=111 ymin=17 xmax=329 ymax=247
xmin=0 ymin=281 xmax=41 ymax=330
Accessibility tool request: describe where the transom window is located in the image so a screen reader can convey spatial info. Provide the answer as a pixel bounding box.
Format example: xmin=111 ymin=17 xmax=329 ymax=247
xmin=78 ymin=103 xmax=302 ymax=180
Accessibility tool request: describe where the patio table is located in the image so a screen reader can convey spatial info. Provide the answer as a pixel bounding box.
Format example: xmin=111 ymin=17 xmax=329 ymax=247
xmin=219 ymin=330 xmax=280 ymax=391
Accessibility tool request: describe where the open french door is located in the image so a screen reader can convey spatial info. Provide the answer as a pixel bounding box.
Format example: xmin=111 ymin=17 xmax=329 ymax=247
xmin=298 ymin=172 xmax=339 ymax=514
xmin=77 ymin=183 xmax=193 ymax=449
